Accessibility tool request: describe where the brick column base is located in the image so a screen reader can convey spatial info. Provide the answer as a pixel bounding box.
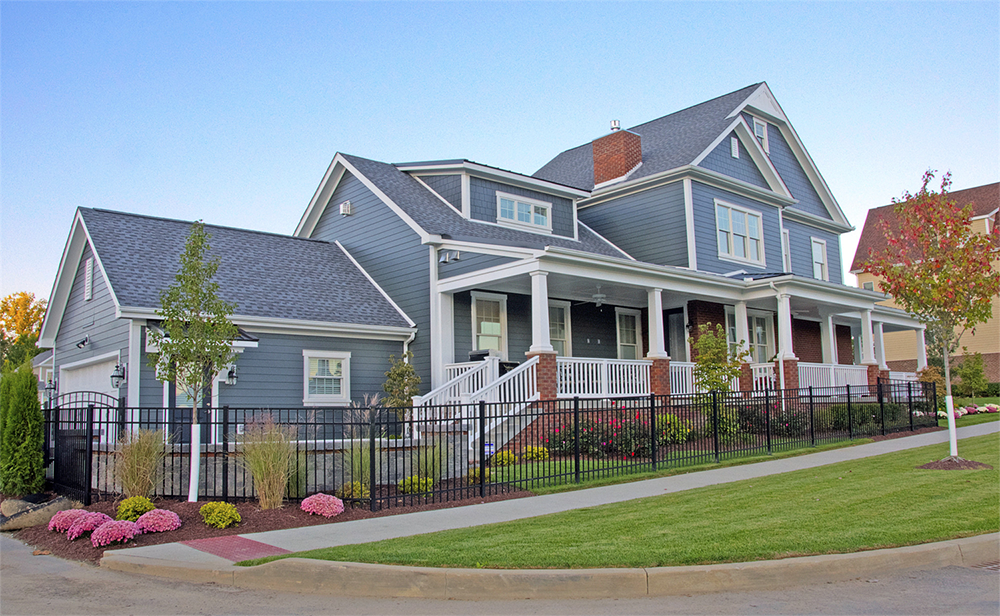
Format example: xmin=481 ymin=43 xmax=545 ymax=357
xmin=650 ymin=357 xmax=671 ymax=396
xmin=776 ymin=358 xmax=799 ymax=391
xmin=738 ymin=363 xmax=753 ymax=392
xmin=527 ymin=351 xmax=559 ymax=401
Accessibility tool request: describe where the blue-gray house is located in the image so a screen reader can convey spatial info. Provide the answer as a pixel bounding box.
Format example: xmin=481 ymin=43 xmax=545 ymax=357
xmin=41 ymin=83 xmax=928 ymax=416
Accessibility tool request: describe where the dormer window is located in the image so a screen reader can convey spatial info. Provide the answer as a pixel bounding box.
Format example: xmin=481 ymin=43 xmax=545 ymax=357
xmin=496 ymin=192 xmax=552 ymax=233
xmin=753 ymin=118 xmax=769 ymax=153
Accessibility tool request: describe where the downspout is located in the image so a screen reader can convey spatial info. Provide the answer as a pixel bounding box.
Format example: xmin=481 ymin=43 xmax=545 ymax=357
xmin=769 ymin=282 xmax=786 ymax=392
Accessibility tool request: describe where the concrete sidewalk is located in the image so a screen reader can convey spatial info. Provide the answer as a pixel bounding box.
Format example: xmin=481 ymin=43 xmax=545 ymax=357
xmin=100 ymin=422 xmax=1000 ymax=597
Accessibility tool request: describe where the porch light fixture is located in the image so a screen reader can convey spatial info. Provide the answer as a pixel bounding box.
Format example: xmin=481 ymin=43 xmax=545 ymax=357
xmin=76 ymin=336 xmax=89 ymax=349
xmin=110 ymin=364 xmax=127 ymax=389
xmin=225 ymin=367 xmax=238 ymax=386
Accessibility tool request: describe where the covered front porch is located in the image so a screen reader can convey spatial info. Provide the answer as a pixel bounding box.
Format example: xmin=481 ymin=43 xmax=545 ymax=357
xmin=417 ymin=247 xmax=926 ymax=406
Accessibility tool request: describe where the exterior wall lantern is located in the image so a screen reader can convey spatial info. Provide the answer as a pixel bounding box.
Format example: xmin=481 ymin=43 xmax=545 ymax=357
xmin=110 ymin=364 xmax=127 ymax=389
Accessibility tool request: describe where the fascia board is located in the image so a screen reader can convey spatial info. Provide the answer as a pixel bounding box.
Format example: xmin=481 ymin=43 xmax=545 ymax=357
xmin=295 ymin=158 xmax=346 ymax=237
xmin=781 ymin=206 xmax=855 ymax=233
xmin=397 ymin=160 xmax=591 ymax=199
xmin=39 ymin=212 xmax=122 ymax=347
xmin=335 ymin=240 xmax=417 ymax=327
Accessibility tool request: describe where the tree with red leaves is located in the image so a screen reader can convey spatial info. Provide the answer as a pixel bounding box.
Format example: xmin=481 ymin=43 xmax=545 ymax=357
xmin=863 ymin=170 xmax=1000 ymax=459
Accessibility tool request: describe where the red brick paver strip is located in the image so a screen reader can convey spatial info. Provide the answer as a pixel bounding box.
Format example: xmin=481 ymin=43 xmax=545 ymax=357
xmin=181 ymin=536 xmax=291 ymax=562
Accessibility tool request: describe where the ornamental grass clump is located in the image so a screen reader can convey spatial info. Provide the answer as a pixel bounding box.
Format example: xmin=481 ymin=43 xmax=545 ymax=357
xmin=200 ymin=501 xmax=241 ymax=529
xmin=91 ymin=520 xmax=141 ymax=548
xmin=116 ymin=495 xmax=156 ymax=522
xmin=300 ymin=493 xmax=345 ymax=518
xmin=136 ymin=509 xmax=182 ymax=533
xmin=66 ymin=512 xmax=113 ymax=541
xmin=48 ymin=508 xmax=88 ymax=533
xmin=237 ymin=418 xmax=297 ymax=510
xmin=114 ymin=428 xmax=168 ymax=498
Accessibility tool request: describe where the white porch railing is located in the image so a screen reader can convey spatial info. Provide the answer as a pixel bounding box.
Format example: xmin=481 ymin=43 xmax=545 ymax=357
xmin=797 ymin=363 xmax=869 ymax=389
xmin=556 ymin=357 xmax=651 ymax=398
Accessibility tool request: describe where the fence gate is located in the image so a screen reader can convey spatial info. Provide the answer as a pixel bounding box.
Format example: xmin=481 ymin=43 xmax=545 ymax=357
xmin=47 ymin=392 xmax=122 ymax=505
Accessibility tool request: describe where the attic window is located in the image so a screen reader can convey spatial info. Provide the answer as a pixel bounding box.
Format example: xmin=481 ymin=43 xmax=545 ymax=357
xmin=496 ymin=192 xmax=552 ymax=234
xmin=753 ymin=118 xmax=769 ymax=153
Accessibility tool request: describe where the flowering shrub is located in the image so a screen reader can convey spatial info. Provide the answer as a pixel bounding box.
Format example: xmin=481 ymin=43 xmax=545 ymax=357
xmin=467 ymin=467 xmax=490 ymax=485
xmin=300 ymin=493 xmax=345 ymax=518
xmin=491 ymin=451 xmax=517 ymax=466
xmin=335 ymin=481 xmax=370 ymax=502
xmin=521 ymin=446 xmax=549 ymax=461
xmin=199 ymin=501 xmax=241 ymax=529
xmin=91 ymin=520 xmax=141 ymax=548
xmin=66 ymin=512 xmax=113 ymax=541
xmin=136 ymin=509 xmax=182 ymax=533
xmin=398 ymin=475 xmax=433 ymax=494
xmin=116 ymin=495 xmax=156 ymax=522
xmin=48 ymin=508 xmax=88 ymax=533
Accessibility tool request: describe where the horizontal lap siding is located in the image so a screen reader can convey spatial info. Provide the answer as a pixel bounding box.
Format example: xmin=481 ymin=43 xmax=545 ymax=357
xmin=699 ymin=132 xmax=769 ymax=189
xmin=692 ymin=181 xmax=781 ymax=275
xmin=469 ymin=177 xmax=575 ymax=239
xmin=55 ymin=243 xmax=129 ymax=389
xmin=783 ymin=219 xmax=844 ymax=284
xmin=579 ymin=182 xmax=687 ymax=267
xmin=418 ymin=174 xmax=462 ymax=211
xmin=310 ymin=173 xmax=431 ymax=391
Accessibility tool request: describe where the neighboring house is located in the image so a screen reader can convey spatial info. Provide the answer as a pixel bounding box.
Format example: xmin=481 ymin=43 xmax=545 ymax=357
xmin=852 ymin=182 xmax=1000 ymax=381
xmin=39 ymin=208 xmax=417 ymax=430
xmin=42 ymin=82 xmax=927 ymax=413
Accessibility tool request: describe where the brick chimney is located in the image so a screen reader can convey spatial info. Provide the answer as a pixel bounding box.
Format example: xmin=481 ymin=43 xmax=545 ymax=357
xmin=592 ymin=121 xmax=642 ymax=186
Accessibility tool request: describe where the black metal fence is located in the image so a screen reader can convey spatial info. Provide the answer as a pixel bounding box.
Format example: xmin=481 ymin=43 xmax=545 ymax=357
xmin=45 ymin=379 xmax=936 ymax=508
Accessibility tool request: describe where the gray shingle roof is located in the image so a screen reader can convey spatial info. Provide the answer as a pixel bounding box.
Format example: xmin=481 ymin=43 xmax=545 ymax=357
xmin=340 ymin=154 xmax=627 ymax=258
xmin=79 ymin=208 xmax=412 ymax=328
xmin=533 ymin=84 xmax=762 ymax=190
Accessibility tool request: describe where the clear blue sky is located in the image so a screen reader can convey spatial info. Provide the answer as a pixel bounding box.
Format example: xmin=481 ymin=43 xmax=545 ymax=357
xmin=3 ymin=1 xmax=998 ymax=300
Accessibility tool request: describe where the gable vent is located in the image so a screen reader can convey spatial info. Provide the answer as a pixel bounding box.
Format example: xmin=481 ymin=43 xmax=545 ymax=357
xmin=339 ymin=200 xmax=353 ymax=216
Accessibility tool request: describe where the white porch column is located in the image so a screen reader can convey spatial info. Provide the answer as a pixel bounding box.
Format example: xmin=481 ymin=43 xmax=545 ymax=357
xmin=915 ymin=327 xmax=928 ymax=371
xmin=529 ymin=271 xmax=554 ymax=354
xmin=734 ymin=300 xmax=751 ymax=358
xmin=820 ymin=313 xmax=838 ymax=364
xmin=860 ymin=309 xmax=877 ymax=365
xmin=776 ymin=293 xmax=797 ymax=360
xmin=646 ymin=288 xmax=669 ymax=359
xmin=873 ymin=321 xmax=888 ymax=370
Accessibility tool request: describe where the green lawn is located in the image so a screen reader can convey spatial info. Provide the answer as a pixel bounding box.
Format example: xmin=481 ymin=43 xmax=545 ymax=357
xmin=243 ymin=434 xmax=998 ymax=570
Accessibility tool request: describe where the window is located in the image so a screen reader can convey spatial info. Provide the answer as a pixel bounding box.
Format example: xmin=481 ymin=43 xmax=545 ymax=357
xmin=862 ymin=281 xmax=875 ymax=291
xmin=471 ymin=291 xmax=507 ymax=359
xmin=303 ymin=350 xmax=351 ymax=405
xmin=730 ymin=136 xmax=739 ymax=159
xmin=782 ymin=229 xmax=792 ymax=272
xmin=549 ymin=300 xmax=571 ymax=356
xmin=726 ymin=308 xmax=773 ymax=364
xmin=616 ymin=308 xmax=642 ymax=360
xmin=753 ymin=117 xmax=769 ymax=152
xmin=716 ymin=201 xmax=765 ymax=265
xmin=811 ymin=238 xmax=828 ymax=281
xmin=84 ymin=258 xmax=94 ymax=301
xmin=496 ymin=192 xmax=552 ymax=233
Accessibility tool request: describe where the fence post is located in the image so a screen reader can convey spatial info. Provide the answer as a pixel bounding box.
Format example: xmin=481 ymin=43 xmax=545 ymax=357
xmin=649 ymin=393 xmax=657 ymax=473
xmin=907 ymin=381 xmax=914 ymax=432
xmin=764 ymin=388 xmax=772 ymax=455
xmin=806 ymin=386 xmax=814 ymax=447
xmin=878 ymin=378 xmax=886 ymax=436
xmin=711 ymin=391 xmax=720 ymax=463
xmin=84 ymin=404 xmax=95 ymax=506
xmin=221 ymin=406 xmax=230 ymax=502
xmin=573 ymin=397 xmax=581 ymax=484
xmin=478 ymin=400 xmax=486 ymax=498
xmin=846 ymin=384 xmax=853 ymax=440
xmin=369 ymin=415 xmax=377 ymax=512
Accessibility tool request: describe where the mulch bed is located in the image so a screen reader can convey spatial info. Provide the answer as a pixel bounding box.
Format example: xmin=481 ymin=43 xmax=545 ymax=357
xmin=5 ymin=486 xmax=532 ymax=566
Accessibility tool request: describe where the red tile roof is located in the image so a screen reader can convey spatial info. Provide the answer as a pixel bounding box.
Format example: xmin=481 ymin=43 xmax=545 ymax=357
xmin=850 ymin=182 xmax=999 ymax=273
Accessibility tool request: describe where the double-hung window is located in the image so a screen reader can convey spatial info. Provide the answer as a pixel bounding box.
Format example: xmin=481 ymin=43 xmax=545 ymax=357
xmin=811 ymin=238 xmax=829 ymax=281
xmin=496 ymin=192 xmax=552 ymax=233
xmin=716 ymin=201 xmax=765 ymax=266
xmin=303 ymin=350 xmax=351 ymax=405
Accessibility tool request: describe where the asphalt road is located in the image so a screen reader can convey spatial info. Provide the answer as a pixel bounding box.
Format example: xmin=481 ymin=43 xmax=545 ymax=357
xmin=2 ymin=535 xmax=997 ymax=616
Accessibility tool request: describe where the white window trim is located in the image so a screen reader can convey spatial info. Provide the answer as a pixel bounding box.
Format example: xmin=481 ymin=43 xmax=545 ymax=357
xmin=811 ymin=237 xmax=829 ymax=281
xmin=752 ymin=117 xmax=769 ymax=153
xmin=548 ymin=299 xmax=572 ymax=357
xmin=615 ymin=307 xmax=643 ymax=360
xmin=782 ymin=229 xmax=792 ymax=272
xmin=495 ymin=191 xmax=553 ymax=234
xmin=470 ymin=291 xmax=508 ymax=360
xmin=730 ymin=136 xmax=740 ymax=159
xmin=715 ymin=199 xmax=766 ymax=267
xmin=725 ymin=306 xmax=775 ymax=363
xmin=84 ymin=257 xmax=94 ymax=301
xmin=302 ymin=350 xmax=351 ymax=406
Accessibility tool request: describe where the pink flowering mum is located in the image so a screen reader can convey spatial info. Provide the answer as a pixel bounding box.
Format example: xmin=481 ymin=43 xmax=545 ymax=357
xmin=136 ymin=509 xmax=182 ymax=533
xmin=300 ymin=493 xmax=345 ymax=518
xmin=66 ymin=512 xmax=113 ymax=541
xmin=91 ymin=520 xmax=141 ymax=548
xmin=48 ymin=509 xmax=89 ymax=533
